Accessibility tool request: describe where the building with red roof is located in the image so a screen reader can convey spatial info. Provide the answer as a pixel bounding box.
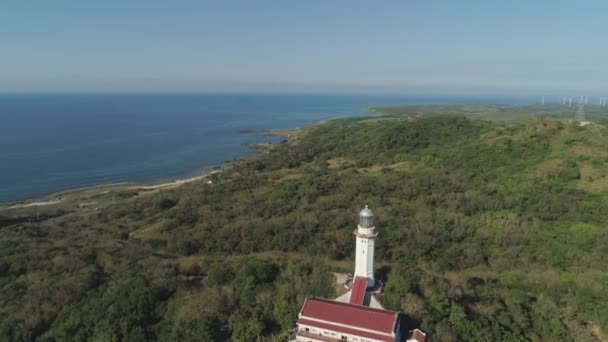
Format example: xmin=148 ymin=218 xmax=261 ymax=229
xmin=289 ymin=206 xmax=426 ymax=342
xmin=295 ymin=297 xmax=400 ymax=342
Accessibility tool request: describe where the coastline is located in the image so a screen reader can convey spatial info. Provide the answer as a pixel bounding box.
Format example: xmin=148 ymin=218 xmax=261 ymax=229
xmin=0 ymin=123 xmax=312 ymax=210
xmin=0 ymin=104 xmax=492 ymax=209
xmin=0 ymin=108 xmax=384 ymax=210
xmin=0 ymin=152 xmax=244 ymax=210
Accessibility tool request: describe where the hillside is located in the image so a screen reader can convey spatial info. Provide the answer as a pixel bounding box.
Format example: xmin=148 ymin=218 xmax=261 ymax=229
xmin=1 ymin=110 xmax=608 ymax=341
xmin=372 ymin=103 xmax=608 ymax=122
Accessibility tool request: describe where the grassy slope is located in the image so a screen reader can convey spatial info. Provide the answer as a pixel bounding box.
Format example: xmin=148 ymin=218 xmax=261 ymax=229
xmin=1 ymin=108 xmax=608 ymax=341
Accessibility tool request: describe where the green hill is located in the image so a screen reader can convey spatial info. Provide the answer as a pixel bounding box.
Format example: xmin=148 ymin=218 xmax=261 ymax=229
xmin=1 ymin=110 xmax=608 ymax=341
xmin=371 ymin=103 xmax=608 ymax=122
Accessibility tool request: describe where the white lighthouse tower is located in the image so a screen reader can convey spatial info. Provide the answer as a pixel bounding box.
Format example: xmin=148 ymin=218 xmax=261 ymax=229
xmin=354 ymin=205 xmax=377 ymax=288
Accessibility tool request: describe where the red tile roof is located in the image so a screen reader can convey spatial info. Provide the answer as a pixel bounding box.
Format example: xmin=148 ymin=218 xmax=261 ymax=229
xmin=297 ymin=297 xmax=398 ymax=341
xmin=349 ymin=276 xmax=367 ymax=305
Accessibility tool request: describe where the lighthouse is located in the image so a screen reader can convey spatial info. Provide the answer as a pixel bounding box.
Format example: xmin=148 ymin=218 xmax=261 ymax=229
xmin=354 ymin=205 xmax=377 ymax=288
xmin=289 ymin=205 xmax=428 ymax=342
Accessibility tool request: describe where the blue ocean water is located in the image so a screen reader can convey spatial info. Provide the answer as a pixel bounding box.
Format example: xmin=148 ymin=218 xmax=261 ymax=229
xmin=0 ymin=93 xmax=531 ymax=202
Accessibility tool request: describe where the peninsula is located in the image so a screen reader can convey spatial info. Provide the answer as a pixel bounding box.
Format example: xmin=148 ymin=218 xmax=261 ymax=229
xmin=1 ymin=105 xmax=607 ymax=341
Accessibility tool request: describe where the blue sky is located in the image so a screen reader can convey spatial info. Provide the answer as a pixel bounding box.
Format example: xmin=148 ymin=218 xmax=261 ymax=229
xmin=2 ymin=1 xmax=607 ymax=94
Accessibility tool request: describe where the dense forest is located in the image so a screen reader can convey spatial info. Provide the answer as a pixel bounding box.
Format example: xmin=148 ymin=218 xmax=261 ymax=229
xmin=1 ymin=110 xmax=608 ymax=341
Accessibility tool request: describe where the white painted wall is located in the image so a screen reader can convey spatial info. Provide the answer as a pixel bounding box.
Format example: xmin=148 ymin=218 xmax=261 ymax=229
xmin=296 ymin=323 xmax=391 ymax=342
xmin=354 ymin=226 xmax=375 ymax=287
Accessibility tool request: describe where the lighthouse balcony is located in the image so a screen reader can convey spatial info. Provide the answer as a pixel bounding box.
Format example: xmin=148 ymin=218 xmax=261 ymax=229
xmin=353 ymin=228 xmax=377 ymax=238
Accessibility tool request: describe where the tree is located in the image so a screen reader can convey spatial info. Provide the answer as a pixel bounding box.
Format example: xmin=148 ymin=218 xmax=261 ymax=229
xmin=228 ymin=310 xmax=263 ymax=342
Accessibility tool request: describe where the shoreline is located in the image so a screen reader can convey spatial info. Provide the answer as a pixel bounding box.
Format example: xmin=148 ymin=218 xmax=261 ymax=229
xmin=0 ymin=152 xmax=245 ymax=210
xmin=0 ymin=104 xmax=517 ymax=209
xmin=0 ymin=109 xmax=381 ymax=210
xmin=0 ymin=124 xmax=311 ymax=210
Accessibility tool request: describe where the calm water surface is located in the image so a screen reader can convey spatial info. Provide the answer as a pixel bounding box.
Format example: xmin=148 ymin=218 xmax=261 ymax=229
xmin=0 ymin=93 xmax=530 ymax=202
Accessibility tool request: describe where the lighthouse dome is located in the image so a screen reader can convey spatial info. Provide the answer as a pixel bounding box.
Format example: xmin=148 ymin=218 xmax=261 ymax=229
xmin=359 ymin=205 xmax=374 ymax=228
xmin=360 ymin=205 xmax=373 ymax=217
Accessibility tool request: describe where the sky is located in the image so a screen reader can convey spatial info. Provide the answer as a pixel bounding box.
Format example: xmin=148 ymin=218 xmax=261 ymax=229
xmin=1 ymin=0 xmax=608 ymax=95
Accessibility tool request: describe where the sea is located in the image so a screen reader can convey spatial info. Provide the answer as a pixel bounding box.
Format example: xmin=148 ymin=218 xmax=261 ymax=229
xmin=0 ymin=93 xmax=532 ymax=203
